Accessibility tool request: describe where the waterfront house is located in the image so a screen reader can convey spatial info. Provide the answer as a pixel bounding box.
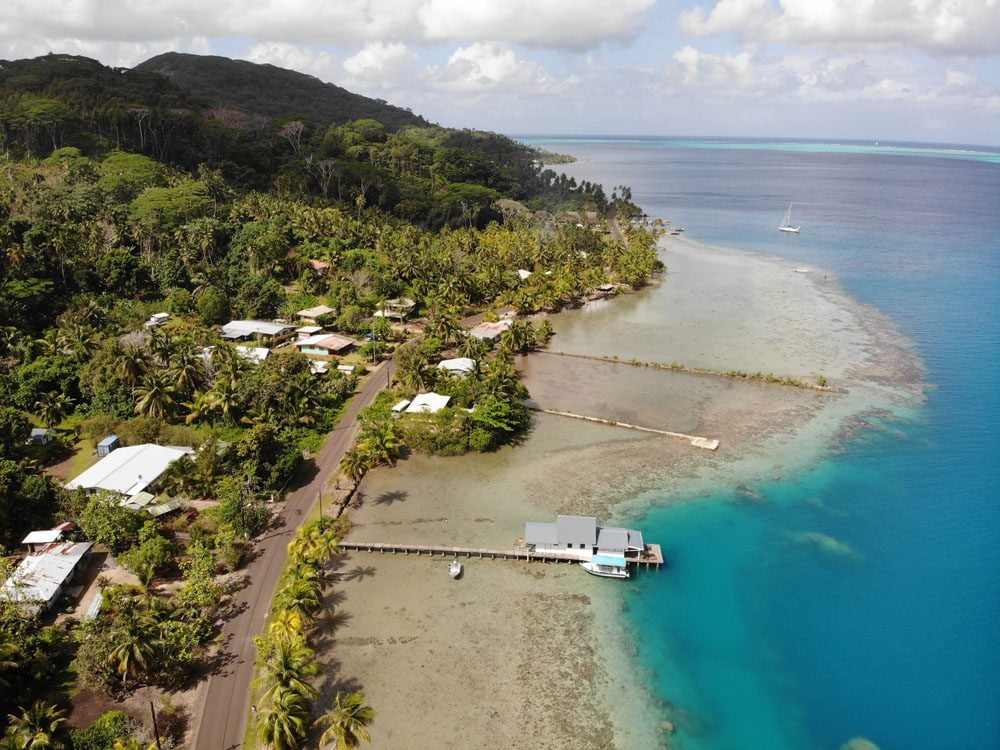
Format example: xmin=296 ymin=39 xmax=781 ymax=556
xmin=437 ymin=357 xmax=476 ymax=375
xmin=405 ymin=392 xmax=450 ymax=414
xmin=524 ymin=515 xmax=646 ymax=561
xmin=468 ymin=319 xmax=512 ymax=342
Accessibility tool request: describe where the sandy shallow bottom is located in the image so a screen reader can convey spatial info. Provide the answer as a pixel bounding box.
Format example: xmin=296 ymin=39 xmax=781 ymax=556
xmin=325 ymin=237 xmax=922 ymax=749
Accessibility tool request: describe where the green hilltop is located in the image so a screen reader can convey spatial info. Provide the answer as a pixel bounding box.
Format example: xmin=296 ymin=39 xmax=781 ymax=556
xmin=136 ymin=51 xmax=430 ymax=132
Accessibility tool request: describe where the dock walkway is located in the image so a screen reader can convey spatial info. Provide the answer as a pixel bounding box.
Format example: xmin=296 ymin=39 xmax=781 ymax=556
xmin=339 ymin=540 xmax=664 ymax=569
xmin=530 ymin=406 xmax=720 ymax=451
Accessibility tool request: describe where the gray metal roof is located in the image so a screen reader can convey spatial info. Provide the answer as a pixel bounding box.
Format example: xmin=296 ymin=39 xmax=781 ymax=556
xmin=221 ymin=320 xmax=294 ymax=339
xmin=556 ymin=515 xmax=597 ymax=545
xmin=597 ymin=527 xmax=629 ymax=551
xmin=0 ymin=542 xmax=93 ymax=612
xmin=524 ymin=522 xmax=558 ymax=546
xmin=597 ymin=526 xmax=645 ymax=551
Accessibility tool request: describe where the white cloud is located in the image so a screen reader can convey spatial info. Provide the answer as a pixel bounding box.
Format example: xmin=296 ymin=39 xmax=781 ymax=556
xmin=679 ymin=0 xmax=1000 ymax=56
xmin=243 ymin=42 xmax=341 ymax=82
xmin=416 ymin=0 xmax=654 ymax=49
xmin=342 ymin=42 xmax=417 ymax=82
xmin=670 ymin=45 xmax=761 ymax=93
xmin=662 ymin=44 xmax=1000 ymax=114
xmin=424 ymin=42 xmax=578 ymax=94
xmin=0 ymin=0 xmax=652 ymax=51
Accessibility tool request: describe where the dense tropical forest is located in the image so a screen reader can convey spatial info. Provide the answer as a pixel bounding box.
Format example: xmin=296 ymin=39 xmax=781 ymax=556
xmin=0 ymin=52 xmax=661 ymax=748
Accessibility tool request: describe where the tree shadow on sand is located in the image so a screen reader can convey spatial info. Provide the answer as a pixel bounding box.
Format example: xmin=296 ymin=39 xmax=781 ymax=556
xmin=340 ymin=565 xmax=377 ymax=582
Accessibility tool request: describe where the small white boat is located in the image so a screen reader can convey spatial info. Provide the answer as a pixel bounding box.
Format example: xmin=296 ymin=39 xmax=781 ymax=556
xmin=779 ymin=203 xmax=800 ymax=233
xmin=580 ymin=554 xmax=630 ymax=579
xmin=448 ymin=560 xmax=462 ymax=579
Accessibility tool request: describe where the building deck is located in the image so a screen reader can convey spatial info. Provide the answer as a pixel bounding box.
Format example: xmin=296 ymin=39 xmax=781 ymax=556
xmin=339 ymin=540 xmax=664 ymax=568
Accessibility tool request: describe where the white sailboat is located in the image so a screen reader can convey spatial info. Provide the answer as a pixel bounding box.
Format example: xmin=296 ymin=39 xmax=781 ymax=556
xmin=779 ymin=203 xmax=800 ymax=233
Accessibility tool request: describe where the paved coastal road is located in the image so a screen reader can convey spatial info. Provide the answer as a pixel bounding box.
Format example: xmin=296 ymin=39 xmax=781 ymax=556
xmin=193 ymin=359 xmax=395 ymax=750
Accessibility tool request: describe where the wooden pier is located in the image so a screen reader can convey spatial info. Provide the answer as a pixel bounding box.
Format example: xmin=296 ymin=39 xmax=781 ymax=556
xmin=339 ymin=540 xmax=665 ymax=570
xmin=529 ymin=406 xmax=720 ymax=451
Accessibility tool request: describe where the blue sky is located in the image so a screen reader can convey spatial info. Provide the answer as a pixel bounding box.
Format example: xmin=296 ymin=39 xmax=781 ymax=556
xmin=1 ymin=1 xmax=997 ymax=145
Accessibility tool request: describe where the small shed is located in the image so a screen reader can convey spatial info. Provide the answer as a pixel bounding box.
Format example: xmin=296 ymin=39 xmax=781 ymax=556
xmin=391 ymin=399 xmax=411 ymax=415
xmin=21 ymin=528 xmax=66 ymax=553
xmin=97 ymin=434 xmax=120 ymax=457
xmin=28 ymin=428 xmax=52 ymax=445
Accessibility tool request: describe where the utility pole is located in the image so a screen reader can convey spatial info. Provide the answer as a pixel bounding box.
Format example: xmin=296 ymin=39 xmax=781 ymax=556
xmin=149 ymin=701 xmax=162 ymax=750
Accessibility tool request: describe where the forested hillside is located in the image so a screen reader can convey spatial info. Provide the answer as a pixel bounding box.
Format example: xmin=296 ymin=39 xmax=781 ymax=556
xmin=137 ymin=51 xmax=429 ymax=131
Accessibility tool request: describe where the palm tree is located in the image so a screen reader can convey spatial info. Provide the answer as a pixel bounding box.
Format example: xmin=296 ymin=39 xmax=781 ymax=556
xmin=207 ymin=377 xmax=239 ymax=423
xmin=0 ymin=633 xmax=22 ymax=692
xmin=288 ymin=523 xmax=341 ymax=567
xmin=315 ymin=692 xmax=375 ymax=750
xmin=169 ymin=348 xmax=208 ymax=395
xmin=35 ymin=391 xmax=73 ymax=428
xmin=359 ymin=423 xmax=399 ymax=468
xmin=274 ymin=576 xmax=323 ymax=622
xmin=339 ymin=448 xmax=373 ymax=485
xmin=253 ymin=636 xmax=319 ymax=703
xmin=115 ymin=344 xmax=151 ymax=389
xmin=146 ymin=328 xmax=175 ymax=364
xmin=457 ymin=334 xmax=488 ymax=360
xmin=109 ymin=617 xmax=162 ymax=688
xmin=184 ymin=390 xmax=215 ymax=425
xmin=4 ymin=700 xmax=68 ymax=750
xmin=134 ymin=371 xmax=177 ymax=420
xmin=268 ymin=609 xmax=310 ymax=642
xmin=257 ymin=687 xmax=309 ymax=750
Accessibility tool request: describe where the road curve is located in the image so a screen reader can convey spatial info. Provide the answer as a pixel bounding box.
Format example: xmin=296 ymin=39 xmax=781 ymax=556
xmin=193 ymin=359 xmax=396 ymax=750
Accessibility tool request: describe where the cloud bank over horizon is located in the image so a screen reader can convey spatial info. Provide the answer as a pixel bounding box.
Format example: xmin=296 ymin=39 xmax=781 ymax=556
xmin=0 ymin=0 xmax=996 ymax=144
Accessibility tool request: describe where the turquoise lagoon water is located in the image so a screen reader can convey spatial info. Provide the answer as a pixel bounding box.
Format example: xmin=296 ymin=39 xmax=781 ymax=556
xmin=520 ymin=137 xmax=1000 ymax=749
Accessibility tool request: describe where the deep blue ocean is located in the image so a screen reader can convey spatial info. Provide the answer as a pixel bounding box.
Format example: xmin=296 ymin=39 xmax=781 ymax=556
xmin=520 ymin=137 xmax=1000 ymax=749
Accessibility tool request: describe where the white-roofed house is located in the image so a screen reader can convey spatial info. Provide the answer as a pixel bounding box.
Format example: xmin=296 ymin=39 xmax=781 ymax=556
xmin=404 ymin=393 xmax=451 ymax=414
xmin=373 ymin=298 xmax=416 ymax=320
xmin=437 ymin=357 xmax=476 ymax=376
xmin=235 ymin=346 xmax=271 ymax=364
xmin=220 ymin=320 xmax=295 ymax=343
xmin=66 ymin=444 xmax=194 ymax=498
xmin=295 ymin=305 xmax=336 ymax=324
